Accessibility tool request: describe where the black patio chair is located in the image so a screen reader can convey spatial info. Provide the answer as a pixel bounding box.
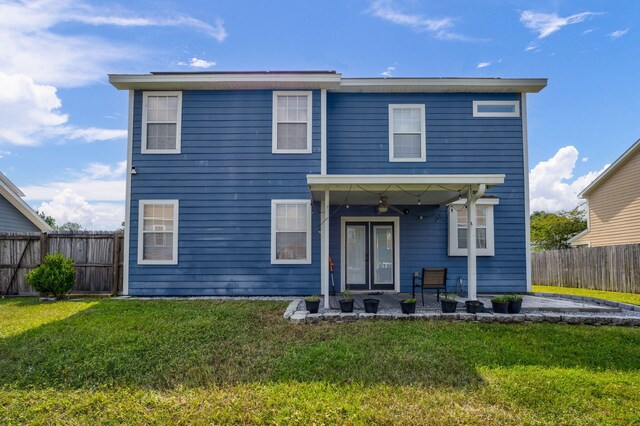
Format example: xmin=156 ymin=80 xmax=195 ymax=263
xmin=412 ymin=268 xmax=447 ymax=306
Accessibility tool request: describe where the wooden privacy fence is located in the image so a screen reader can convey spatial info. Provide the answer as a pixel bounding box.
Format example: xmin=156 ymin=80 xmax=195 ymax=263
xmin=532 ymin=244 xmax=640 ymax=294
xmin=0 ymin=232 xmax=124 ymax=295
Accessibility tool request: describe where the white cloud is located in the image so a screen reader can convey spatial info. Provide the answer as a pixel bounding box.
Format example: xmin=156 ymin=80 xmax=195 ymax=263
xmin=381 ymin=66 xmax=396 ymax=77
xmin=0 ymin=72 xmax=125 ymax=146
xmin=583 ymin=29 xmax=593 ymax=34
xmin=0 ymin=0 xmax=226 ymax=88
xmin=369 ymin=0 xmax=480 ymax=41
xmin=22 ymin=160 xmax=126 ymax=202
xmin=529 ymin=146 xmax=608 ymax=212
xmin=181 ymin=57 xmax=217 ymax=68
xmin=608 ymin=28 xmax=629 ymax=38
xmin=37 ymin=189 xmax=124 ymax=230
xmin=520 ymin=10 xmax=600 ymax=39
xmin=477 ymin=62 xmax=491 ymax=68
xmin=581 ymin=157 xmax=588 ymax=162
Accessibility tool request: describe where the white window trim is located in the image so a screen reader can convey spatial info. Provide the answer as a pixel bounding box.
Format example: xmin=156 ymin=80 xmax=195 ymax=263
xmin=272 ymin=91 xmax=313 ymax=154
xmin=388 ymin=104 xmax=426 ymax=162
xmin=141 ymin=91 xmax=182 ymax=154
xmin=448 ymin=198 xmax=498 ymax=256
xmin=271 ymin=199 xmax=312 ymax=264
xmin=473 ymin=100 xmax=520 ymax=118
xmin=137 ymin=200 xmax=179 ymax=265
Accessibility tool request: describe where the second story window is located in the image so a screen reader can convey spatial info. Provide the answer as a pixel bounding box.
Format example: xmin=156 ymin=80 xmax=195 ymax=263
xmin=272 ymin=91 xmax=312 ymax=154
xmin=388 ymin=104 xmax=426 ymax=162
xmin=142 ymin=91 xmax=182 ymax=154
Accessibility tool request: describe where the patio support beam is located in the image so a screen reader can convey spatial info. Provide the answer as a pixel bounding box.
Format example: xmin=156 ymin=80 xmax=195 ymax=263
xmin=322 ymin=189 xmax=330 ymax=309
xmin=467 ymin=184 xmax=486 ymax=301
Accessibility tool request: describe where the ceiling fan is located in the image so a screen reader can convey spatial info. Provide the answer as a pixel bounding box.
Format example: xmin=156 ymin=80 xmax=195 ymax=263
xmin=377 ymin=197 xmax=409 ymax=215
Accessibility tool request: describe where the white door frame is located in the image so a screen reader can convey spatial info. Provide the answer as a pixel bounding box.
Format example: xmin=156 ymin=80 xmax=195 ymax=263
xmin=340 ymin=216 xmax=401 ymax=293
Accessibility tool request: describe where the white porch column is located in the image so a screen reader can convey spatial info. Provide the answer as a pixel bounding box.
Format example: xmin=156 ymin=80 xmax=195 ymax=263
xmin=322 ymin=190 xmax=330 ymax=309
xmin=467 ymin=187 xmax=478 ymax=300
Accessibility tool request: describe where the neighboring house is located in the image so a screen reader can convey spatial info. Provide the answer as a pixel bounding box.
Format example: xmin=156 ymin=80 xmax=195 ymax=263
xmin=109 ymin=71 xmax=546 ymax=305
xmin=570 ymin=139 xmax=640 ymax=247
xmin=0 ymin=172 xmax=52 ymax=233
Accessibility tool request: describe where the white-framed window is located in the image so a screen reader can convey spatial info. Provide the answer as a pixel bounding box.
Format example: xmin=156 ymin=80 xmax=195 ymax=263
xmin=272 ymin=91 xmax=313 ymax=153
xmin=448 ymin=199 xmax=498 ymax=256
xmin=473 ymin=100 xmax=520 ymax=118
xmin=271 ymin=199 xmax=312 ymax=264
xmin=388 ymin=104 xmax=426 ymax=162
xmin=142 ymin=91 xmax=182 ymax=154
xmin=137 ymin=200 xmax=179 ymax=265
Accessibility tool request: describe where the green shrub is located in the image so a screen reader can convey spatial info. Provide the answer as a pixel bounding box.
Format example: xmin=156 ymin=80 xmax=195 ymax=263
xmin=26 ymin=253 xmax=76 ymax=298
xmin=507 ymin=294 xmax=523 ymax=302
xmin=305 ymin=295 xmax=320 ymax=302
xmin=491 ymin=296 xmax=511 ymax=303
xmin=402 ymin=298 xmax=417 ymax=304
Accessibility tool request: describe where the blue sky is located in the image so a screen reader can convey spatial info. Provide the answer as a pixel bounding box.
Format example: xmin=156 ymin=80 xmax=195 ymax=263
xmin=0 ymin=0 xmax=637 ymax=229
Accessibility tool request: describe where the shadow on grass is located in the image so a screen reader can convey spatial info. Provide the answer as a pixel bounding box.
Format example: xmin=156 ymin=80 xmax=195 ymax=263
xmin=1 ymin=299 xmax=639 ymax=391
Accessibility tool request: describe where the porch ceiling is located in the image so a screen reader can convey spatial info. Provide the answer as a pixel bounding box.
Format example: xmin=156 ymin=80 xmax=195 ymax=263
xmin=307 ymin=174 xmax=505 ymax=205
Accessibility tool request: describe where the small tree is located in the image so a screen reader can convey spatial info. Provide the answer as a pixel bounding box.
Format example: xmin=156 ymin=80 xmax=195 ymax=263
xmin=26 ymin=253 xmax=76 ymax=298
xmin=530 ymin=208 xmax=587 ymax=251
xmin=58 ymin=222 xmax=83 ymax=232
xmin=37 ymin=211 xmax=56 ymax=228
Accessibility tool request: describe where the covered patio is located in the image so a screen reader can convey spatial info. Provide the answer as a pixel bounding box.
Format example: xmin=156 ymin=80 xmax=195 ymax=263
xmin=307 ymin=174 xmax=506 ymax=309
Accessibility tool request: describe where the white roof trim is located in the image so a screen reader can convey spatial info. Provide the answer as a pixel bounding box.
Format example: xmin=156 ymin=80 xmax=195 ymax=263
xmin=307 ymin=174 xmax=505 ymax=190
xmin=449 ymin=197 xmax=500 ymax=205
xmin=568 ymin=228 xmax=589 ymax=244
xmin=0 ymin=174 xmax=53 ymax=232
xmin=109 ymin=73 xmax=547 ymax=93
xmin=338 ymin=78 xmax=547 ymax=93
xmin=579 ymin=139 xmax=640 ymax=198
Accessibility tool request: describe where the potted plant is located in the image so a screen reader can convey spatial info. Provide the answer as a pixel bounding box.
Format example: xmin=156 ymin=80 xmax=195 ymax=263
xmin=26 ymin=253 xmax=76 ymax=301
xmin=491 ymin=296 xmax=510 ymax=314
xmin=440 ymin=293 xmax=458 ymax=313
xmin=339 ymin=289 xmax=354 ymax=313
xmin=507 ymin=295 xmax=523 ymax=314
xmin=465 ymin=300 xmax=484 ymax=314
xmin=305 ymin=295 xmax=321 ymax=314
xmin=363 ymin=298 xmax=379 ymax=313
xmin=400 ymin=298 xmax=416 ymax=315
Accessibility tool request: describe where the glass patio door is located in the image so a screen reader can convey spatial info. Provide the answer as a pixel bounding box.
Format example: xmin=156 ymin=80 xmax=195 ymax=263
xmin=345 ymin=222 xmax=395 ymax=291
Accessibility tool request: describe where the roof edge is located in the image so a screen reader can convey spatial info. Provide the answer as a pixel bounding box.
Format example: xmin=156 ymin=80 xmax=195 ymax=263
xmin=579 ymin=138 xmax=640 ymax=198
xmin=0 ymin=176 xmax=53 ymax=232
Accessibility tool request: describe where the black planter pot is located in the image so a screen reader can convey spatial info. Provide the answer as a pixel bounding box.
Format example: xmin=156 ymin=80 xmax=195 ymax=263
xmin=339 ymin=299 xmax=354 ymax=313
xmin=465 ymin=300 xmax=484 ymax=314
xmin=363 ymin=298 xmax=379 ymax=314
xmin=491 ymin=301 xmax=509 ymax=314
xmin=305 ymin=299 xmax=320 ymax=314
xmin=400 ymin=300 xmax=416 ymax=315
xmin=509 ymin=299 xmax=523 ymax=314
xmin=441 ymin=299 xmax=458 ymax=313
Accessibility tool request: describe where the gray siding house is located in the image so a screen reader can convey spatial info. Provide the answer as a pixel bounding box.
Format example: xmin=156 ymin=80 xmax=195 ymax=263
xmin=0 ymin=172 xmax=52 ymax=233
xmin=109 ymin=71 xmax=546 ymax=307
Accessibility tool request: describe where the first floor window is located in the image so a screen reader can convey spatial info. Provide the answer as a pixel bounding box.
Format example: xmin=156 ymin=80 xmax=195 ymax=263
xmin=142 ymin=91 xmax=182 ymax=153
xmin=448 ymin=200 xmax=496 ymax=256
xmin=138 ymin=200 xmax=179 ymax=264
xmin=271 ymin=200 xmax=311 ymax=264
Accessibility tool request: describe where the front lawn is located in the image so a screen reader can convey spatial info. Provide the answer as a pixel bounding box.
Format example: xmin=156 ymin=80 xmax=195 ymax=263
xmin=1 ymin=298 xmax=639 ymax=425
xmin=534 ymin=285 xmax=640 ymax=306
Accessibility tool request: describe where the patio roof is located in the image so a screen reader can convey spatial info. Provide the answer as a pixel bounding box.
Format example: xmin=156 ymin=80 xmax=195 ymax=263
xmin=306 ymin=174 xmax=505 ymax=205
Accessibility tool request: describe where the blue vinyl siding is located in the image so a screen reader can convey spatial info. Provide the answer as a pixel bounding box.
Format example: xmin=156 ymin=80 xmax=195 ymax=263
xmin=128 ymin=89 xmax=527 ymax=296
xmin=327 ymin=92 xmax=526 ymax=293
xmin=128 ymin=90 xmax=321 ymax=296
xmin=0 ymin=196 xmax=40 ymax=232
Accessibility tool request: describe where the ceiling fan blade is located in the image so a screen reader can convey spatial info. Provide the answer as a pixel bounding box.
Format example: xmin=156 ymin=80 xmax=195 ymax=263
xmin=388 ymin=205 xmax=407 ymax=215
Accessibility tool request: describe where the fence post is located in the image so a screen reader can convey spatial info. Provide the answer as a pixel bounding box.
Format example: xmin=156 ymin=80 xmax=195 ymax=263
xmin=111 ymin=232 xmax=120 ymax=296
xmin=40 ymin=232 xmax=48 ymax=265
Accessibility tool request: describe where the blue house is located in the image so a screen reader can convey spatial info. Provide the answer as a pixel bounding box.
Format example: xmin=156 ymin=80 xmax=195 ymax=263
xmin=109 ymin=71 xmax=546 ymax=306
xmin=0 ymin=172 xmax=52 ymax=233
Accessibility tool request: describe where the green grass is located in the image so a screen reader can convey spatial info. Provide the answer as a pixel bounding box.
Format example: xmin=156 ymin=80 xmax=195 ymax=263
xmin=1 ymin=298 xmax=639 ymax=425
xmin=534 ymin=285 xmax=640 ymax=306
